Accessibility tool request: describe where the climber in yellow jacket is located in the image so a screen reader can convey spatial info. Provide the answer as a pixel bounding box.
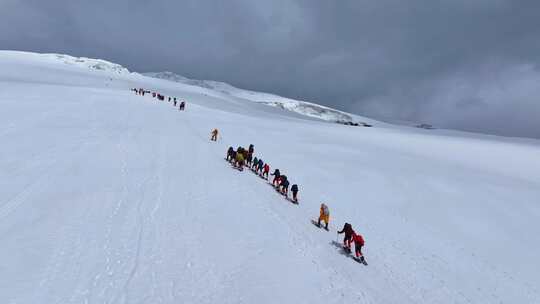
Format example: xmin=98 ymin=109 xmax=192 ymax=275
xmin=235 ymin=150 xmax=245 ymax=171
xmin=318 ymin=203 xmax=330 ymax=230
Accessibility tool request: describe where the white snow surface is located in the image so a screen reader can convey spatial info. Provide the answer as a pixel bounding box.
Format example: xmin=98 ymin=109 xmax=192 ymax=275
xmin=1 ymin=50 xmax=540 ymax=304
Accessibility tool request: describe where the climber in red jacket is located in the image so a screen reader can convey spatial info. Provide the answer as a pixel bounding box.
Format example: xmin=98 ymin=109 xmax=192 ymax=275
xmin=351 ymin=232 xmax=365 ymax=263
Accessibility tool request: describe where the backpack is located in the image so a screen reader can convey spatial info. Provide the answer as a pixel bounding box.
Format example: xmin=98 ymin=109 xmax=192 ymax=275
xmin=353 ymin=233 xmax=364 ymax=245
xmin=322 ymin=204 xmax=329 ymax=216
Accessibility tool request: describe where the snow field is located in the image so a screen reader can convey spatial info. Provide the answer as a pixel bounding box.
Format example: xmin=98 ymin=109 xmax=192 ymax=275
xmin=1 ymin=51 xmax=539 ymax=303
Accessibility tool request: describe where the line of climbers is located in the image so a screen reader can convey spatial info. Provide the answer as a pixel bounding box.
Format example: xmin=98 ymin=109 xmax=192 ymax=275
xmin=132 ymin=87 xmax=219 ymax=143
xmin=225 ymin=143 xmax=366 ymax=263
xmin=132 ymin=86 xmax=366 ymax=264
xmin=225 ymin=144 xmax=300 ymax=203
xmin=132 ymin=87 xmax=221 ymax=145
xmin=132 ymin=88 xmax=186 ymax=110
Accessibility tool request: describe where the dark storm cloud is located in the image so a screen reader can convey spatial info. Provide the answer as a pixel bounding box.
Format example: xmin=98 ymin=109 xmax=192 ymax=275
xmin=2 ymin=0 xmax=540 ymax=138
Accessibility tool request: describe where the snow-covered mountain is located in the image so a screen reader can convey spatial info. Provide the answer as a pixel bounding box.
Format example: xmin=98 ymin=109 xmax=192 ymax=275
xmin=49 ymin=54 xmax=131 ymax=74
xmin=4 ymin=53 xmax=373 ymax=126
xmin=143 ymin=71 xmax=373 ymax=126
xmin=7 ymin=51 xmax=132 ymax=75
xmin=1 ymin=51 xmax=540 ymax=304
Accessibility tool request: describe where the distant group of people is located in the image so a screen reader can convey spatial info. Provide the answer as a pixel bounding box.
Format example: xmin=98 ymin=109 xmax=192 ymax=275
xmin=132 ymin=88 xmax=186 ymax=110
xmin=226 ymin=144 xmax=300 ymax=203
xmin=133 ymin=88 xmax=150 ymax=96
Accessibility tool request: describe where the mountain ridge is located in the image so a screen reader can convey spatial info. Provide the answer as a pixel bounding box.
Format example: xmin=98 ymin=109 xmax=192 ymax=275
xmin=142 ymin=71 xmax=375 ymax=126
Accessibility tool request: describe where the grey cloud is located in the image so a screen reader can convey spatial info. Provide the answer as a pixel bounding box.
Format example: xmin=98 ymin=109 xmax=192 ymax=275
xmin=1 ymin=0 xmax=540 ymax=138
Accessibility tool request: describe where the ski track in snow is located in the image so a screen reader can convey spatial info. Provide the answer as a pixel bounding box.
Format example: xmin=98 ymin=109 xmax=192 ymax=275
xmin=1 ymin=51 xmax=540 ymax=304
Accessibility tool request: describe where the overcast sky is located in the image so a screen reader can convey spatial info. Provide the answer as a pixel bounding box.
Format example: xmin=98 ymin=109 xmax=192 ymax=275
xmin=2 ymin=0 xmax=540 ymax=138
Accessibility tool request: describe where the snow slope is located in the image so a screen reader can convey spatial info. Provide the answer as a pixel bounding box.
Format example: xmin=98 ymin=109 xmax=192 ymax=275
xmin=1 ymin=51 xmax=540 ymax=304
xmin=143 ymin=71 xmax=377 ymax=126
